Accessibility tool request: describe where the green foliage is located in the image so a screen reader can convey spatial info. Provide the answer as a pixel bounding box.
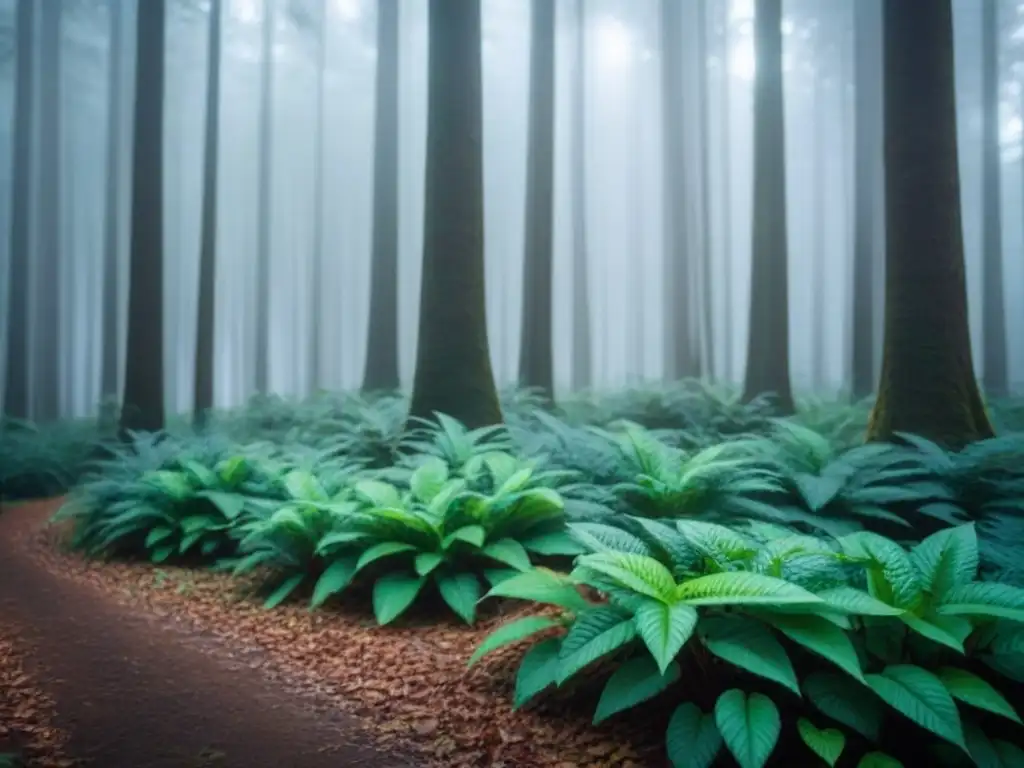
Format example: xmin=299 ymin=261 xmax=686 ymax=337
xmin=473 ymin=520 xmax=1024 ymax=767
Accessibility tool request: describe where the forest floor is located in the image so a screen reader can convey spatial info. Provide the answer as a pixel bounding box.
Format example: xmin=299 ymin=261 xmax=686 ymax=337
xmin=0 ymin=499 xmax=661 ymax=768
xmin=0 ymin=499 xmax=404 ymax=768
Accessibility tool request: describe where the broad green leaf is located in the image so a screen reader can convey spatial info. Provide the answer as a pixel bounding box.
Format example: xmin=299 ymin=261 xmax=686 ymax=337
xmin=414 ymin=551 xmax=444 ymax=576
xmin=797 ymin=718 xmax=845 ymax=767
xmin=482 ymin=538 xmax=533 ymax=572
xmin=700 ymin=616 xmax=800 ymax=695
xmin=469 ymin=615 xmax=563 ymax=667
xmin=557 ymin=606 xmax=638 ymax=684
xmin=937 ymin=667 xmax=1021 ymax=724
xmin=939 ymin=583 xmax=1024 ymax=623
xmin=962 ymin=721 xmax=1024 ymax=768
xmin=865 ymin=665 xmax=965 ymax=749
xmin=910 ymin=524 xmax=978 ymax=600
xmin=634 ymin=600 xmax=699 ymax=673
xmin=840 ymin=532 xmax=922 ymax=610
xmin=764 ymin=614 xmax=865 ymax=683
xmin=901 ymin=614 xmax=966 ymax=653
xmin=442 ymin=525 xmax=486 ymax=549
xmin=574 ymin=552 xmax=677 ymax=602
xmin=677 ymin=572 xmax=823 ymax=607
xmin=857 ymin=753 xmax=903 ymax=768
xmin=593 ymin=655 xmax=681 ymax=724
xmin=816 ymin=586 xmax=904 ymax=616
xmin=436 ymin=572 xmax=481 ymax=624
xmin=803 ymin=672 xmax=884 ymax=742
xmin=263 ymin=573 xmax=304 ymax=610
xmin=714 ymin=689 xmax=781 ymax=768
xmin=310 ymin=556 xmax=357 ymax=608
xmin=521 ymin=530 xmax=587 ymax=556
xmin=145 ymin=526 xmax=174 ymax=548
xmin=483 ymin=568 xmax=593 ymax=613
xmin=353 ymin=479 xmax=402 ymax=508
xmin=282 ymin=469 xmax=327 ymax=502
xmin=666 ymin=702 xmax=722 ymax=768
xmin=197 ymin=490 xmax=247 ymax=520
xmin=410 ymin=457 xmax=449 ymax=504
xmin=514 ymin=637 xmax=562 ymax=709
xmin=372 ymin=572 xmax=427 ymax=625
xmin=569 ymin=521 xmax=654 ymax=556
xmin=355 ymin=541 xmax=417 ymax=573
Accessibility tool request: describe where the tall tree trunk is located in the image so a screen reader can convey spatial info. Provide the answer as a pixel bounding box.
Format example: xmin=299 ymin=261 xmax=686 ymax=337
xmin=866 ymin=0 xmax=992 ymax=449
xmin=980 ymin=0 xmax=1007 ymax=397
xmin=253 ymin=0 xmax=275 ymax=395
xmin=517 ymin=0 xmax=556 ymax=401
xmin=34 ymin=0 xmax=61 ymax=422
xmin=740 ymin=0 xmax=794 ymax=413
xmin=696 ymin=0 xmax=714 ymax=378
xmin=100 ymin=0 xmax=124 ymax=408
xmin=3 ymin=0 xmax=34 ymax=420
xmin=851 ymin=0 xmax=880 ymax=399
xmin=308 ymin=0 xmax=328 ymax=392
xmin=193 ymin=0 xmax=222 ymax=429
xmin=362 ymin=0 xmax=401 ymax=392
xmin=661 ymin=0 xmax=698 ymax=380
xmin=719 ymin=1 xmax=734 ymax=382
xmin=120 ymin=0 xmax=166 ymax=435
xmin=810 ymin=24 xmax=826 ymax=390
xmin=630 ymin=55 xmax=645 ymax=382
xmin=569 ymin=0 xmax=592 ymax=392
xmin=407 ymin=0 xmax=501 ymax=428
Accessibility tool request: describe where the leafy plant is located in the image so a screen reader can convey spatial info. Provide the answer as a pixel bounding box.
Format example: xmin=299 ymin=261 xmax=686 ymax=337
xmin=304 ymin=456 xmax=582 ymax=625
xmin=472 ymin=521 xmax=1024 ymax=768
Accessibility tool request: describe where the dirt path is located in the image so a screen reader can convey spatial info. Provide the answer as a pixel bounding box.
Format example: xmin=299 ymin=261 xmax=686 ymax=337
xmin=0 ymin=499 xmax=410 ymax=768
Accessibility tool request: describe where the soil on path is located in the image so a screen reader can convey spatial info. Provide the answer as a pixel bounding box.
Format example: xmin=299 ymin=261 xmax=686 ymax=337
xmin=0 ymin=499 xmax=409 ymax=768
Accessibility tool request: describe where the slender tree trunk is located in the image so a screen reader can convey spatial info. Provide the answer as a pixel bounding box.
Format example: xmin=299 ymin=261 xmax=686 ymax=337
xmin=810 ymin=25 xmax=826 ymax=390
xmin=661 ymin=0 xmax=698 ymax=381
xmin=980 ymin=0 xmax=1007 ymax=397
xmin=308 ymin=0 xmax=328 ymax=392
xmin=3 ymin=0 xmax=34 ymax=420
xmin=630 ymin=43 xmax=645 ymax=381
xmin=253 ymin=0 xmax=275 ymax=395
xmin=34 ymin=0 xmax=61 ymax=422
xmin=362 ymin=0 xmax=401 ymax=392
xmin=720 ymin=1 xmax=734 ymax=383
xmin=696 ymin=0 xmax=714 ymax=378
xmin=120 ymin=0 xmax=166 ymax=436
xmin=569 ymin=0 xmax=592 ymax=392
xmin=851 ymin=0 xmax=879 ymax=399
xmin=741 ymin=0 xmax=794 ymax=413
xmin=517 ymin=0 xmax=557 ymax=401
xmin=407 ymin=0 xmax=501 ymax=428
xmin=193 ymin=0 xmax=222 ymax=429
xmin=866 ymin=0 xmax=992 ymax=449
xmin=100 ymin=0 xmax=124 ymax=408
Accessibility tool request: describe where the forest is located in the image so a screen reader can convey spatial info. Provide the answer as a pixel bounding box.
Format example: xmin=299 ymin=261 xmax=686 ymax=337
xmin=1 ymin=0 xmax=1024 ymax=766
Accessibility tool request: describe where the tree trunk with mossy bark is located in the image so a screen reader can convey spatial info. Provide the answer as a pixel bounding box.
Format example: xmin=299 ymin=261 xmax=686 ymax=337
xmin=407 ymin=0 xmax=502 ymax=429
xmin=866 ymin=0 xmax=992 ymax=449
xmin=120 ymin=0 xmax=167 ymax=436
xmin=362 ymin=0 xmax=401 ymax=393
xmin=517 ymin=0 xmax=556 ymax=403
xmin=740 ymin=0 xmax=794 ymax=414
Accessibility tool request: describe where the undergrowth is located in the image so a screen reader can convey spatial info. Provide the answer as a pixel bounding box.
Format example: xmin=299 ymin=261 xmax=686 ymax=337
xmin=5 ymin=382 xmax=1024 ymax=766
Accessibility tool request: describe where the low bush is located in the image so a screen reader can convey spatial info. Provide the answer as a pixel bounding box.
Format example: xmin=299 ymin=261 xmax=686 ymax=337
xmin=473 ymin=520 xmax=1024 ymax=767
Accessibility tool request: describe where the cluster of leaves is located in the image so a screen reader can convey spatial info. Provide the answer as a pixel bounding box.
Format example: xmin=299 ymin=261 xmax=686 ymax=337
xmin=472 ymin=519 xmax=1024 ymax=768
xmin=0 ymin=416 xmax=114 ymax=502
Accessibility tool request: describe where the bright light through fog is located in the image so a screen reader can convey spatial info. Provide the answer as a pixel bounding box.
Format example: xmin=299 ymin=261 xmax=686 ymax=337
xmin=595 ymin=17 xmax=633 ymax=69
xmin=727 ymin=19 xmax=795 ymax=81
xmin=333 ymin=0 xmax=361 ymax=23
xmin=232 ymin=0 xmax=258 ymax=23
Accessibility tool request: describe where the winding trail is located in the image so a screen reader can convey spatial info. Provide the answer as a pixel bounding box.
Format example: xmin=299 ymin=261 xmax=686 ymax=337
xmin=0 ymin=499 xmax=408 ymax=768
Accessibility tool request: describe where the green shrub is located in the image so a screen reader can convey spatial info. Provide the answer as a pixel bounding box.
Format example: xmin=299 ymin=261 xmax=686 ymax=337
xmin=472 ymin=520 xmax=1024 ymax=767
